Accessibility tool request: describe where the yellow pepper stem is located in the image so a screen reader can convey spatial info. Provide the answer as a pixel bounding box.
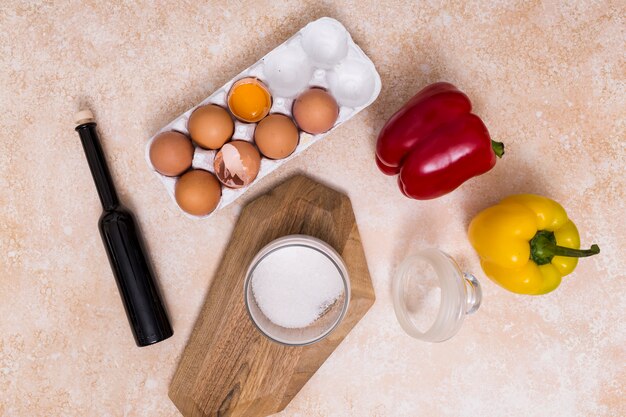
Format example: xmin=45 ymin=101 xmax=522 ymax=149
xmin=530 ymin=230 xmax=600 ymax=265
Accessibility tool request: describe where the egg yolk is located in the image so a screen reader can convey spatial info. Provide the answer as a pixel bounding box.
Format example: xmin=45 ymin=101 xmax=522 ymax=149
xmin=228 ymin=78 xmax=272 ymax=123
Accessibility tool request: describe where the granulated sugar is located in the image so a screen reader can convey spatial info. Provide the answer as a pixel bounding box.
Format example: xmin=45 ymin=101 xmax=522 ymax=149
xmin=250 ymin=245 xmax=344 ymax=329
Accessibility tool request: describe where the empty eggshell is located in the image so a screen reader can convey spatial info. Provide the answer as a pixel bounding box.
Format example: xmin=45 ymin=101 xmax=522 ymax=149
xmin=149 ymin=131 xmax=194 ymax=177
xmin=214 ymin=141 xmax=261 ymax=188
xmin=327 ymin=59 xmax=376 ymax=108
xmin=175 ymin=169 xmax=221 ymax=216
xmin=301 ymin=19 xmax=349 ymax=68
xmin=263 ymin=43 xmax=314 ymax=98
xmin=292 ymin=88 xmax=339 ymax=135
xmin=188 ymin=104 xmax=234 ymax=149
xmin=254 ymin=114 xmax=299 ymax=159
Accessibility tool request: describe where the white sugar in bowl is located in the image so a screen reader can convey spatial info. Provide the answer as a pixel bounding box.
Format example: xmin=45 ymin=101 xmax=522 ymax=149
xmin=244 ymin=235 xmax=350 ymax=346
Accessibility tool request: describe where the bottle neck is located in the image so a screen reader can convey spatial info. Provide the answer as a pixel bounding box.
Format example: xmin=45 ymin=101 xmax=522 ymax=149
xmin=75 ymin=122 xmax=119 ymax=210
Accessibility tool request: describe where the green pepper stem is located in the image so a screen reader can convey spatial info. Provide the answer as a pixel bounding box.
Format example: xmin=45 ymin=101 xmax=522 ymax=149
xmin=530 ymin=230 xmax=600 ymax=265
xmin=550 ymin=243 xmax=600 ymax=258
xmin=491 ymin=140 xmax=505 ymax=158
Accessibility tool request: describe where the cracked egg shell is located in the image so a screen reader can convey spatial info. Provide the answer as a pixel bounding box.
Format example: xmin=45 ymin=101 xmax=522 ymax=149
xmin=214 ymin=141 xmax=261 ymax=189
xmin=227 ymin=78 xmax=272 ymax=123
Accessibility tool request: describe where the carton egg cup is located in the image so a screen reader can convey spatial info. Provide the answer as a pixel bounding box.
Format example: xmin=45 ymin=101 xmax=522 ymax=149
xmin=145 ymin=17 xmax=382 ymax=219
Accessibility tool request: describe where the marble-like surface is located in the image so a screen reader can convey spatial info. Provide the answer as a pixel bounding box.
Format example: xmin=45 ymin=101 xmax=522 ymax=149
xmin=1 ymin=1 xmax=624 ymax=416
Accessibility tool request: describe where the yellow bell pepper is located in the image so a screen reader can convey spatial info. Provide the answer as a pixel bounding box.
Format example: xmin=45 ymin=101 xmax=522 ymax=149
xmin=468 ymin=194 xmax=600 ymax=295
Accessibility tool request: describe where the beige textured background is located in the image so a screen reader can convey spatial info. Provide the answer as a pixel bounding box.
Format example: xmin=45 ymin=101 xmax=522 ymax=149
xmin=1 ymin=1 xmax=624 ymax=416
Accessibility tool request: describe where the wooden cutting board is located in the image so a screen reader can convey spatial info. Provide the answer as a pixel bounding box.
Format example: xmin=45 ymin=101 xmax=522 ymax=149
xmin=169 ymin=175 xmax=376 ymax=417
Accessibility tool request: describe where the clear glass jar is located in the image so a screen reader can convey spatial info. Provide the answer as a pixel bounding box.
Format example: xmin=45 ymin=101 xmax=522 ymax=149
xmin=244 ymin=235 xmax=350 ymax=346
xmin=392 ymin=248 xmax=481 ymax=342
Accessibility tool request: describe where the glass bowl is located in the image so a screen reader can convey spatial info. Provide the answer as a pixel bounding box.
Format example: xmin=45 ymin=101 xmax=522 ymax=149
xmin=244 ymin=235 xmax=350 ymax=346
xmin=392 ymin=248 xmax=481 ymax=342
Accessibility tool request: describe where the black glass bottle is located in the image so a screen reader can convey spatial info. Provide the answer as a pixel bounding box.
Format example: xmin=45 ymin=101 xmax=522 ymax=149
xmin=75 ymin=110 xmax=173 ymax=347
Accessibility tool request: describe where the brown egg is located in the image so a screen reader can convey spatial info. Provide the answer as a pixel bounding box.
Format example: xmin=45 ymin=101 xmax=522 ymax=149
xmin=149 ymin=131 xmax=194 ymax=176
xmin=188 ymin=104 xmax=234 ymax=149
xmin=213 ymin=141 xmax=261 ymax=189
xmin=254 ymin=114 xmax=299 ymax=159
xmin=292 ymin=88 xmax=339 ymax=134
xmin=175 ymin=170 xmax=221 ymax=216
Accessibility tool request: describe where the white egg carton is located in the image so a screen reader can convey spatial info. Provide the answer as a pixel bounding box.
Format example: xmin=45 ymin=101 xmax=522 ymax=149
xmin=145 ymin=17 xmax=381 ymax=218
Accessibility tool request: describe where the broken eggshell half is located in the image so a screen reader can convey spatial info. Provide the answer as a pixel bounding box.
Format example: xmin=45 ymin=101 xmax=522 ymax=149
xmin=214 ymin=141 xmax=261 ymax=189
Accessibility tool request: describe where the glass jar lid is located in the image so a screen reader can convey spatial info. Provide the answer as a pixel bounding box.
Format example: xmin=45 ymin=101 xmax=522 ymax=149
xmin=392 ymin=248 xmax=481 ymax=342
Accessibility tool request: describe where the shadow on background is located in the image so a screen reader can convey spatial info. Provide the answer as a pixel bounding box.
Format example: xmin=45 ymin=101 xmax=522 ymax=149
xmin=459 ymin=157 xmax=550 ymax=229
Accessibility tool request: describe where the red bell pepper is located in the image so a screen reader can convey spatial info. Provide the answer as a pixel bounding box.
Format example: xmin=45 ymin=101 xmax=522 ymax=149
xmin=376 ymin=82 xmax=504 ymax=200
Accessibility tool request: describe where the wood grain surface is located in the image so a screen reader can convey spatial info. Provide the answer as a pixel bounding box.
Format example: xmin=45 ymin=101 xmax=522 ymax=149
xmin=168 ymin=175 xmax=376 ymax=417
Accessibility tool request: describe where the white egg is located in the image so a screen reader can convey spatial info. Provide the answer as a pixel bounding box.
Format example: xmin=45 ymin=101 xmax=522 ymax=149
xmin=301 ymin=18 xmax=349 ymax=68
xmin=263 ymin=43 xmax=313 ymax=98
xmin=327 ymin=59 xmax=377 ymax=108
